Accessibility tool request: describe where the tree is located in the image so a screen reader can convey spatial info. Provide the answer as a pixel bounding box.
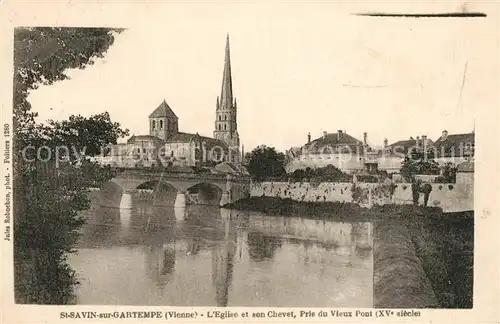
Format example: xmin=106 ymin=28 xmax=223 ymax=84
xmin=247 ymin=146 xmax=286 ymax=181
xmin=42 ymin=112 xmax=129 ymax=157
xmin=442 ymin=162 xmax=458 ymax=183
xmin=13 ymin=27 xmax=125 ymax=304
xmin=400 ymin=149 xmax=440 ymax=182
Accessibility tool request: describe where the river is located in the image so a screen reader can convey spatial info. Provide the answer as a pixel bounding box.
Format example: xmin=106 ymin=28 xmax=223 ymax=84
xmin=68 ymin=192 xmax=374 ymax=307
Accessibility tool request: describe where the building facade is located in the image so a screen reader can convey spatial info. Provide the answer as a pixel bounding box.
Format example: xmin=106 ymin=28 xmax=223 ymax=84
xmin=285 ymin=130 xmax=376 ymax=174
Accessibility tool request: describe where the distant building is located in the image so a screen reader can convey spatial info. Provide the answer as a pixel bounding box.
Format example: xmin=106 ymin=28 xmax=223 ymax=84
xmin=285 ymin=130 xmax=376 ymax=174
xmin=99 ymin=35 xmax=242 ymax=168
xmin=378 ymin=135 xmax=434 ymax=173
xmin=432 ymin=130 xmax=474 ymax=165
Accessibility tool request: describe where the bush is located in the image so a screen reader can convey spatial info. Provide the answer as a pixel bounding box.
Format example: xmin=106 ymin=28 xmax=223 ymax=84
xmin=357 ymin=174 xmax=379 ymax=183
xmin=435 ymin=176 xmax=447 ymax=183
xmin=441 ymin=163 xmax=458 ymax=183
xmin=287 ymin=165 xmax=352 ymax=183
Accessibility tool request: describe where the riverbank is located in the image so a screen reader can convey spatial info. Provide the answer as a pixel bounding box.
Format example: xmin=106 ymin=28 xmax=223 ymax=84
xmin=225 ymin=196 xmax=372 ymax=222
xmin=226 ymin=197 xmax=473 ymax=308
xmin=405 ymin=209 xmax=474 ymax=308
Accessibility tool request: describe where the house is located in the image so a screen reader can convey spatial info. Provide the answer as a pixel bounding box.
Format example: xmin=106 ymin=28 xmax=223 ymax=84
xmin=432 ymin=130 xmax=474 ymax=166
xmin=285 ymin=130 xmax=376 ymax=174
xmin=377 ymin=135 xmax=434 ymax=173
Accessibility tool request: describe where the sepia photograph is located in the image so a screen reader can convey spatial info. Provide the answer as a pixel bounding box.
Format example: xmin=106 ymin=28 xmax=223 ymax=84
xmin=2 ymin=2 xmax=497 ymax=320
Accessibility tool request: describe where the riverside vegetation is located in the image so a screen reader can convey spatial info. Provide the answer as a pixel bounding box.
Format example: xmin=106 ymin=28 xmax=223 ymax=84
xmin=13 ymin=27 xmax=128 ymax=304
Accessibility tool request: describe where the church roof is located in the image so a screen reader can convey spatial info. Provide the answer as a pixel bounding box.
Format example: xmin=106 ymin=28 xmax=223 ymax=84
xmin=166 ymin=132 xmax=228 ymax=149
xmin=127 ymin=135 xmax=164 ymax=144
xmin=149 ymin=99 xmax=178 ymax=119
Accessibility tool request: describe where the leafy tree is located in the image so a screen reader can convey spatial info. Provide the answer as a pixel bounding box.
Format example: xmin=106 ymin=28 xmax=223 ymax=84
xmin=42 ymin=112 xmax=129 ymax=157
xmin=13 ymin=27 xmax=125 ymax=304
xmin=400 ymin=149 xmax=440 ymax=182
xmin=247 ymin=146 xmax=286 ymax=181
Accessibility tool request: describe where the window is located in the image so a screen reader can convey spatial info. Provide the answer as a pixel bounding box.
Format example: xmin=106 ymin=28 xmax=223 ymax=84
xmin=159 ymin=120 xmax=164 ymax=130
xmin=219 ymin=115 xmax=221 ymax=121
xmin=219 ymin=124 xmax=221 ymax=130
xmin=224 ymin=124 xmax=227 ymax=130
xmin=152 ymin=120 xmax=156 ymax=130
xmin=224 ymin=115 xmax=227 ymax=120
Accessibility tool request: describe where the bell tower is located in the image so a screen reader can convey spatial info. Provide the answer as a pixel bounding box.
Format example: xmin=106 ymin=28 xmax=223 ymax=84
xmin=214 ymin=34 xmax=240 ymax=160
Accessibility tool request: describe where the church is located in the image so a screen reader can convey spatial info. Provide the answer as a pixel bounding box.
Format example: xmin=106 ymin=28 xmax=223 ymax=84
xmin=103 ymin=35 xmax=241 ymax=168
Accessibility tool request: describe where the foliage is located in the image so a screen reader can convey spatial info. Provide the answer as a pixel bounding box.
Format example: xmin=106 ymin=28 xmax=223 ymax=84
xmin=420 ymin=183 xmax=433 ymax=207
xmin=410 ymin=180 xmax=433 ymax=207
xmin=287 ymin=165 xmax=352 ymax=183
xmin=42 ymin=112 xmax=129 ymax=157
xmin=247 ymin=146 xmax=287 ymax=181
xmin=441 ymin=162 xmax=458 ymax=183
xmin=13 ymin=27 xmax=125 ymax=304
xmin=356 ymin=174 xmax=379 ymax=183
xmin=406 ymin=210 xmax=473 ymax=308
xmin=400 ymin=150 xmax=440 ymax=182
xmin=435 ymin=176 xmax=447 ymax=183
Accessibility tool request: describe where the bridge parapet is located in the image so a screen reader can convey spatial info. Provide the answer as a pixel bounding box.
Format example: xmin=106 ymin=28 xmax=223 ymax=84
xmin=109 ymin=167 xmax=251 ymax=208
xmin=114 ymin=167 xmax=250 ymax=182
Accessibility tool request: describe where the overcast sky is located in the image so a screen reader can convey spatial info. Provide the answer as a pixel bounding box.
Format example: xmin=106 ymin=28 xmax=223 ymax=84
xmin=26 ymin=2 xmax=497 ymax=152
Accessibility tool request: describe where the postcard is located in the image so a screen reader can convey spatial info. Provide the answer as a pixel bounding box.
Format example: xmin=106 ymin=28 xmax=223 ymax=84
xmin=1 ymin=1 xmax=498 ymax=323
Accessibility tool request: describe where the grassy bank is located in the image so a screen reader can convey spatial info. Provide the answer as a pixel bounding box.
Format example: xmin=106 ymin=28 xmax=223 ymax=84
xmin=228 ymin=197 xmax=473 ymax=308
xmin=405 ymin=209 xmax=474 ymax=308
xmin=225 ymin=196 xmax=373 ymax=222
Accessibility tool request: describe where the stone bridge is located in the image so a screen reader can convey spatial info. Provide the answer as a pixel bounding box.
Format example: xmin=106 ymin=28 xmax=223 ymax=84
xmin=98 ymin=168 xmax=251 ymax=209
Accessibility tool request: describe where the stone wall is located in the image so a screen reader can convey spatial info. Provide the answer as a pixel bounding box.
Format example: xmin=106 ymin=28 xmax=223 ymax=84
xmin=250 ymin=181 xmax=473 ymax=213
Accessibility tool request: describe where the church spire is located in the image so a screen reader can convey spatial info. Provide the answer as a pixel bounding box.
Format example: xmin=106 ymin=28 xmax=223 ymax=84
xmin=219 ymin=33 xmax=233 ymax=110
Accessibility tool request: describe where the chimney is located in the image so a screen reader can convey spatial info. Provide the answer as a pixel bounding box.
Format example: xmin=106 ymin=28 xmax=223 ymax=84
xmin=416 ymin=136 xmax=420 ymax=148
xmin=337 ymin=130 xmax=342 ymax=140
xmin=442 ymin=130 xmax=448 ymax=140
xmin=307 ymin=132 xmax=311 ymax=143
xmin=422 ymin=135 xmax=427 ymax=148
xmin=384 ymin=138 xmax=388 ymax=148
xmin=363 ymin=132 xmax=367 ymax=146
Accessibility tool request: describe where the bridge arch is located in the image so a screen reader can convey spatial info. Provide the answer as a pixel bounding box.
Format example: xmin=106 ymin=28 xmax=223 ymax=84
xmin=134 ymin=180 xmax=180 ymax=207
xmin=185 ymin=182 xmax=224 ymax=206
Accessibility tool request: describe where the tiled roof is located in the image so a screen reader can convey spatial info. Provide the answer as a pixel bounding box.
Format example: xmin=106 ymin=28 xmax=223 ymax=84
xmin=149 ymin=99 xmax=178 ymax=119
xmin=387 ymin=138 xmax=434 ymax=155
xmin=127 ymin=135 xmax=163 ymax=144
xmin=433 ymin=133 xmax=474 ymax=158
xmin=302 ymin=131 xmax=366 ymax=154
xmin=166 ymin=132 xmax=228 ymax=149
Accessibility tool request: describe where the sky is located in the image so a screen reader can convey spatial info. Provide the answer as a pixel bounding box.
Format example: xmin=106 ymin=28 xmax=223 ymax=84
xmin=26 ymin=2 xmax=497 ymax=152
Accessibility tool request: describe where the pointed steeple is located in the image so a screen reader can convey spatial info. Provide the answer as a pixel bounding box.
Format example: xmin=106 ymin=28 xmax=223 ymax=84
xmin=220 ymin=33 xmax=233 ymax=111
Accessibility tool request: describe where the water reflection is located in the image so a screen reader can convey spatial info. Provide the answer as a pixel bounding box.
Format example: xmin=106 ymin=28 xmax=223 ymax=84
xmin=70 ymin=194 xmax=373 ymax=307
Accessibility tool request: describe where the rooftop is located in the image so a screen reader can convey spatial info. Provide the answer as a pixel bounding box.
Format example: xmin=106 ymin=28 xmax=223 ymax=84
xmin=149 ymin=99 xmax=179 ymax=119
